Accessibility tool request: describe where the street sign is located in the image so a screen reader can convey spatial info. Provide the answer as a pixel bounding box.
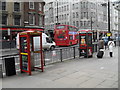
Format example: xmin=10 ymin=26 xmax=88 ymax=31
xmin=107 ymin=33 xmax=112 ymax=36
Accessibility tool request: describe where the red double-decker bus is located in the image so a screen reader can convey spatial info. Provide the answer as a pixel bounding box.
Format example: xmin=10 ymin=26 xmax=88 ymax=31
xmin=54 ymin=25 xmax=78 ymax=46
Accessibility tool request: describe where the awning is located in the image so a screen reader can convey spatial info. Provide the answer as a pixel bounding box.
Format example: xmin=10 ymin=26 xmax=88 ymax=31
xmin=0 ymin=26 xmax=44 ymax=31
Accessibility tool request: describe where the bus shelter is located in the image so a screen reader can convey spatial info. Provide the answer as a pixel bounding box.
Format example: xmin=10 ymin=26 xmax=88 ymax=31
xmin=78 ymin=30 xmax=93 ymax=58
xmin=19 ymin=31 xmax=44 ymax=75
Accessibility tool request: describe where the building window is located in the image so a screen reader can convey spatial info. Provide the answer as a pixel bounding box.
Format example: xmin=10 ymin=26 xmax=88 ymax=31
xmin=67 ymin=5 xmax=69 ymax=10
xmin=29 ymin=2 xmax=34 ymax=9
xmin=86 ymin=12 xmax=88 ymax=19
xmin=67 ymin=14 xmax=69 ymax=19
xmin=14 ymin=15 xmax=21 ymax=25
xmin=84 ymin=21 xmax=86 ymax=26
xmin=64 ymin=6 xmax=66 ymax=11
xmin=1 ymin=2 xmax=6 ymax=10
xmin=39 ymin=15 xmax=43 ymax=26
xmin=83 ymin=2 xmax=86 ymax=8
xmin=29 ymin=14 xmax=35 ymax=25
xmin=62 ymin=15 xmax=63 ymax=20
xmin=73 ymin=21 xmax=75 ymax=26
xmin=80 ymin=21 xmax=83 ymax=26
xmin=73 ymin=4 xmax=75 ymax=10
xmin=76 ymin=21 xmax=79 ymax=27
xmin=84 ymin=12 xmax=86 ymax=17
xmin=2 ymin=15 xmax=7 ymax=25
xmin=14 ymin=2 xmax=20 ymax=12
xmin=65 ymin=14 xmax=66 ymax=19
xmin=76 ymin=12 xmax=79 ymax=18
xmin=62 ymin=6 xmax=63 ymax=12
xmin=73 ymin=12 xmax=75 ymax=18
xmin=39 ymin=3 xmax=42 ymax=11
xmin=76 ymin=3 xmax=78 ymax=9
xmin=81 ymin=12 xmax=83 ymax=19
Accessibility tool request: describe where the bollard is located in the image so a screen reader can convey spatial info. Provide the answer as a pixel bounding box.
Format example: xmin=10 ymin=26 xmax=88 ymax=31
xmin=60 ymin=49 xmax=62 ymax=62
xmin=43 ymin=51 xmax=46 ymax=66
xmin=95 ymin=44 xmax=97 ymax=52
xmin=73 ymin=47 xmax=75 ymax=59
xmin=79 ymin=48 xmax=81 ymax=58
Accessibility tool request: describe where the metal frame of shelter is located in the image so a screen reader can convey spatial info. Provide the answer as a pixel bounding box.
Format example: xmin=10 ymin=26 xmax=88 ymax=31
xmin=19 ymin=31 xmax=44 ymax=75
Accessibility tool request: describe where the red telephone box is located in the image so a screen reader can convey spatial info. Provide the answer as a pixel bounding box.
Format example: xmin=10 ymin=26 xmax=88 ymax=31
xmin=78 ymin=30 xmax=93 ymax=58
xmin=19 ymin=31 xmax=44 ymax=75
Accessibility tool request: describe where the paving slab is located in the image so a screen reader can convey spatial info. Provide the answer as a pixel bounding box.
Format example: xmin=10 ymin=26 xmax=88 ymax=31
xmin=78 ymin=78 xmax=105 ymax=88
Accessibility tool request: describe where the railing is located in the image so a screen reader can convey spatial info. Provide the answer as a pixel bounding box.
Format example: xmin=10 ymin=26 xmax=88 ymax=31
xmin=0 ymin=45 xmax=79 ymax=77
xmin=43 ymin=46 xmax=79 ymax=65
xmin=0 ymin=40 xmax=16 ymax=49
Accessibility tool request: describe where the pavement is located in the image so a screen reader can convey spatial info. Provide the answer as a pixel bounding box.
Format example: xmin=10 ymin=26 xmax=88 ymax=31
xmin=1 ymin=47 xmax=119 ymax=88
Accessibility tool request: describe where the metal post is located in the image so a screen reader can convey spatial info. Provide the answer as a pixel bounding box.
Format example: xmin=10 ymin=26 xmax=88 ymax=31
xmin=56 ymin=0 xmax=59 ymax=25
xmin=108 ymin=0 xmax=110 ymax=41
xmin=43 ymin=51 xmax=46 ymax=66
xmin=60 ymin=49 xmax=62 ymax=62
xmin=73 ymin=47 xmax=75 ymax=59
xmin=91 ymin=17 xmax=92 ymax=31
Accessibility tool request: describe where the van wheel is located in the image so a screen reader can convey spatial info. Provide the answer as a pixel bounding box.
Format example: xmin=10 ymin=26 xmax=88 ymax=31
xmin=50 ymin=46 xmax=55 ymax=51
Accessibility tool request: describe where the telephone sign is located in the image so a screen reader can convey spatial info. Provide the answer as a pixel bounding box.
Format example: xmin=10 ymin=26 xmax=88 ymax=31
xmin=107 ymin=33 xmax=112 ymax=36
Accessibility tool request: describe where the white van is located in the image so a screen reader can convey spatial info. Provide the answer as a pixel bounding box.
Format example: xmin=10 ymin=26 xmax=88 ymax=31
xmin=16 ymin=32 xmax=56 ymax=51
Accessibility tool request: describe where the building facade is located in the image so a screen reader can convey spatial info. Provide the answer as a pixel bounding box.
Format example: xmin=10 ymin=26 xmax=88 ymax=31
xmin=0 ymin=2 xmax=24 ymax=27
xmin=24 ymin=2 xmax=45 ymax=27
xmin=0 ymin=1 xmax=45 ymax=40
xmin=44 ymin=0 xmax=108 ymax=39
xmin=111 ymin=3 xmax=119 ymax=38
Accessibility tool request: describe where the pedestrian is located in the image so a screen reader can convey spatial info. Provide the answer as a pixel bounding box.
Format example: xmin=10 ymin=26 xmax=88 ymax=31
xmin=104 ymin=41 xmax=108 ymax=50
xmin=108 ymin=38 xmax=115 ymax=57
xmin=97 ymin=39 xmax=104 ymax=58
xmin=104 ymin=37 xmax=108 ymax=50
xmin=98 ymin=39 xmax=104 ymax=50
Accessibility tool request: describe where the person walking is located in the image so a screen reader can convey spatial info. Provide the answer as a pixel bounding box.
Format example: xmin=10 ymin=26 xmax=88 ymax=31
xmin=97 ymin=39 xmax=104 ymax=58
xmin=108 ymin=38 xmax=115 ymax=57
xmin=98 ymin=39 xmax=104 ymax=50
xmin=104 ymin=37 xmax=108 ymax=50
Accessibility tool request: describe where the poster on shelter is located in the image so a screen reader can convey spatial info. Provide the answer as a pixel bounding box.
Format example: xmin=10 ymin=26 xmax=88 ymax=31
xmin=81 ymin=36 xmax=86 ymax=45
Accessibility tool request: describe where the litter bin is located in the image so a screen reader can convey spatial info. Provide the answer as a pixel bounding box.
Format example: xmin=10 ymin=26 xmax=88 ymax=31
xmin=5 ymin=57 xmax=16 ymax=76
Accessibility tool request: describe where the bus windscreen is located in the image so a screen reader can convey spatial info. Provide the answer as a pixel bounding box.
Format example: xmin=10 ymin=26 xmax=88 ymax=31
xmin=56 ymin=25 xmax=65 ymax=29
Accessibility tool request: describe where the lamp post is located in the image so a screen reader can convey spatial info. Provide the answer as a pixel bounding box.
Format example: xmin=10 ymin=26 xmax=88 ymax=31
xmin=91 ymin=17 xmax=93 ymax=31
xmin=101 ymin=0 xmax=111 ymax=40
xmin=91 ymin=17 xmax=95 ymax=42
xmin=108 ymin=0 xmax=111 ymax=41
xmin=56 ymin=0 xmax=59 ymax=25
